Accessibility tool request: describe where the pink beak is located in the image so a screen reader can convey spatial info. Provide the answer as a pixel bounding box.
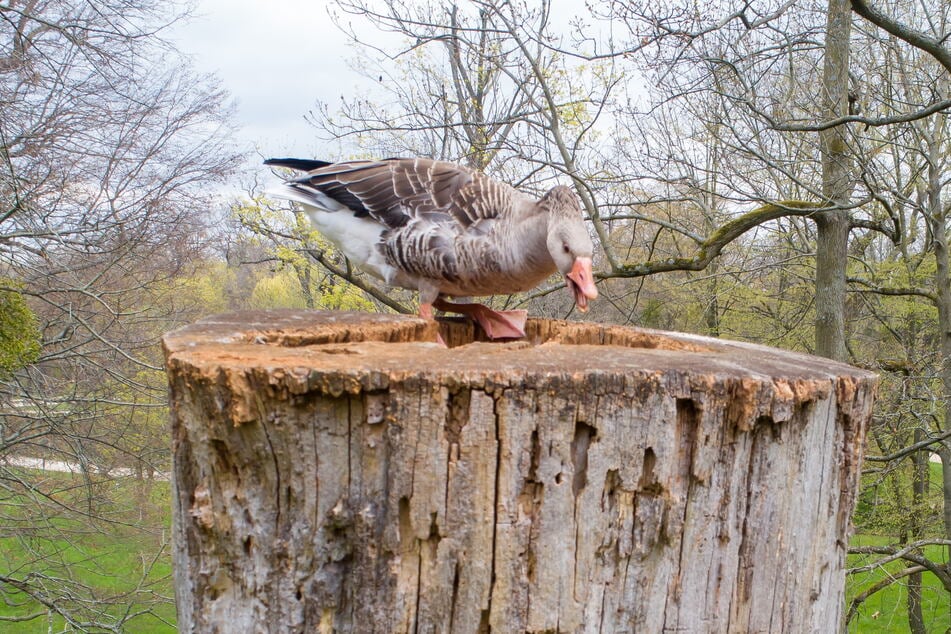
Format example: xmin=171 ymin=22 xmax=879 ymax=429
xmin=566 ymin=257 xmax=598 ymax=312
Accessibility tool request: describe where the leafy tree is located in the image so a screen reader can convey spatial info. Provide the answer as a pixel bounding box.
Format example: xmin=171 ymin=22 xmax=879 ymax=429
xmin=233 ymin=197 xmax=383 ymax=313
xmin=0 ymin=281 xmax=39 ymax=376
xmin=0 ymin=0 xmax=237 ymax=628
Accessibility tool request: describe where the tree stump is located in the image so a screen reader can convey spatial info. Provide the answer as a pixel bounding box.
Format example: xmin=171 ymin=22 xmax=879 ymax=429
xmin=163 ymin=310 xmax=877 ymax=633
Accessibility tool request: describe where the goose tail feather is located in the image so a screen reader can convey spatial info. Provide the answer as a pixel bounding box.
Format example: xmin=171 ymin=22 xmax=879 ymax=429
xmin=264 ymin=158 xmax=332 ymax=172
xmin=266 ymin=183 xmax=348 ymax=213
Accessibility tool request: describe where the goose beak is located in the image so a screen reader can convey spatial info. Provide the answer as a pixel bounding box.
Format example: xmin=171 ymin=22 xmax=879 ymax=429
xmin=566 ymin=256 xmax=598 ymax=312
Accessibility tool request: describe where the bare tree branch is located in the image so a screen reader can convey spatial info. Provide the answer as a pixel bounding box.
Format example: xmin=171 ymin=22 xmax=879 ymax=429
xmin=608 ymin=200 xmax=828 ymax=278
xmin=0 ymin=0 xmax=237 ymax=627
xmin=748 ymin=96 xmax=951 ymax=132
xmin=845 ymin=564 xmax=927 ymax=624
xmin=863 ymin=427 xmax=951 ymax=462
xmin=851 ymin=0 xmax=951 ymax=74
xmin=847 ymin=277 xmax=938 ymax=301
xmin=303 ymin=248 xmax=412 ymax=315
xmin=848 ymin=539 xmax=951 ymax=590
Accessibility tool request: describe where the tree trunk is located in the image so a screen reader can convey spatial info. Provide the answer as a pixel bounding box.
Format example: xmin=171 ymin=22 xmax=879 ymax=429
xmin=926 ymin=113 xmax=951 ymax=621
xmin=816 ymin=0 xmax=854 ymax=362
xmin=163 ymin=310 xmax=877 ymax=633
xmin=907 ymin=569 xmax=926 ymax=634
xmin=907 ymin=428 xmax=928 ymax=634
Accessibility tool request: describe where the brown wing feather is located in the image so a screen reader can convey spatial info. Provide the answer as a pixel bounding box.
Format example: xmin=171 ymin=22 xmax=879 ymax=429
xmin=450 ymin=173 xmax=513 ymax=226
xmin=288 ymin=158 xmax=517 ymax=232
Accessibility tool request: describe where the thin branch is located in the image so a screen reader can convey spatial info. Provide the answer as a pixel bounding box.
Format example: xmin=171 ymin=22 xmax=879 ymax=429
xmin=851 ymin=0 xmax=951 ymax=74
xmin=848 ymin=539 xmax=951 ymax=589
xmin=303 ymin=248 xmax=412 ymax=314
xmin=608 ymin=200 xmax=831 ymax=278
xmin=603 ymin=211 xmax=705 ymax=243
xmin=845 ymin=565 xmax=926 ymax=624
xmin=750 ymin=97 xmax=951 ymax=132
xmin=863 ymin=426 xmax=951 ymax=462
xmin=0 ymin=611 xmax=47 ymax=623
xmin=846 ymin=277 xmax=937 ymax=302
xmin=848 ymin=218 xmax=897 ymax=241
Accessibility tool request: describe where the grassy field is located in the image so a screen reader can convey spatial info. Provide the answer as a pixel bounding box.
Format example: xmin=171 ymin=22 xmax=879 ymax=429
xmin=0 ymin=470 xmax=175 ymax=633
xmin=846 ymin=460 xmax=949 ymax=632
xmin=0 ymin=469 xmax=948 ymax=632
xmin=846 ymin=534 xmax=949 ymax=633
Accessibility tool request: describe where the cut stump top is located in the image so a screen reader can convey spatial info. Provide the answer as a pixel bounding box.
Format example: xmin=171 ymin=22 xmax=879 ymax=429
xmin=163 ymin=309 xmax=876 ymax=428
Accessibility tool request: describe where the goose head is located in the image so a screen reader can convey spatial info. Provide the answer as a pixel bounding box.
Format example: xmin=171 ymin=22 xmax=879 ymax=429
xmin=542 ymin=186 xmax=599 ymax=312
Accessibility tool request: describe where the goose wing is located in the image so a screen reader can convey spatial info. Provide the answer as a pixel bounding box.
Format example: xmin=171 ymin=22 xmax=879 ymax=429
xmin=265 ymin=157 xmax=516 ymax=231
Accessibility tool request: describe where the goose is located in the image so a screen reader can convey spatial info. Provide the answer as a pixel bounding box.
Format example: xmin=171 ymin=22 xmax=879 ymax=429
xmin=264 ymin=157 xmax=598 ymax=338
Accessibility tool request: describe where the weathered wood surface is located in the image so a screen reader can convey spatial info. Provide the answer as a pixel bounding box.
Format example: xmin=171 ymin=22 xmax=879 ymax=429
xmin=163 ymin=310 xmax=877 ymax=633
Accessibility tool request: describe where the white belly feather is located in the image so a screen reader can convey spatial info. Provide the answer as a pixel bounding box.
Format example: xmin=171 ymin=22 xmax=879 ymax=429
xmin=268 ymin=184 xmax=396 ymax=283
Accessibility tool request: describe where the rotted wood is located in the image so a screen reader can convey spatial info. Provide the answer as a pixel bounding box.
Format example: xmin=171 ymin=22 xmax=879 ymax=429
xmin=162 ymin=310 xmax=877 ymax=633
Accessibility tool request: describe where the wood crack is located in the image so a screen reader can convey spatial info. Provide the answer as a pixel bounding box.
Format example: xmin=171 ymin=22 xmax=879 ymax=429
xmin=259 ymin=405 xmax=283 ymax=528
xmin=479 ymin=390 xmax=504 ymax=633
xmin=165 ymin=311 xmax=876 ymax=632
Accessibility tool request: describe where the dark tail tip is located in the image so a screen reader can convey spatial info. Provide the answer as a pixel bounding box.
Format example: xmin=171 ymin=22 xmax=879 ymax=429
xmin=264 ymin=158 xmax=333 ymax=172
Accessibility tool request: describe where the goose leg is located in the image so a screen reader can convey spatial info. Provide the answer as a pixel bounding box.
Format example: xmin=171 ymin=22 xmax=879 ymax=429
xmin=433 ymin=297 xmax=528 ymax=339
xmin=418 ymin=301 xmax=447 ymax=346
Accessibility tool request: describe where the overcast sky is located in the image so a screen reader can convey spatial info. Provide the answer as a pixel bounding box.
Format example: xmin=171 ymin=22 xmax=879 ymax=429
xmin=170 ymin=0 xmax=370 ymax=162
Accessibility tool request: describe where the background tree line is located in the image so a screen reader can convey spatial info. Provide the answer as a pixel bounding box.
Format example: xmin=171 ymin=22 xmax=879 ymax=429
xmin=1 ymin=0 xmax=949 ymax=630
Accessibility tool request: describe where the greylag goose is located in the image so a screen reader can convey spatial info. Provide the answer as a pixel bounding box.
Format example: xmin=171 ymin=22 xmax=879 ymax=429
xmin=264 ymin=157 xmax=598 ymax=338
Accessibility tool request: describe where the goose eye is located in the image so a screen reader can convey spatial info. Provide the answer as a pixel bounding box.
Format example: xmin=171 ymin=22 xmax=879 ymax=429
xmin=562 ymin=243 xmax=570 ymax=254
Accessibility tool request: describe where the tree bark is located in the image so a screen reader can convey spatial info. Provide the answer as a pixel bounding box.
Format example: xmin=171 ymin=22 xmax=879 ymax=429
xmin=816 ymin=0 xmax=854 ymax=362
xmin=164 ymin=310 xmax=877 ymax=633
xmin=925 ymin=110 xmax=951 ymax=620
xmin=907 ymin=428 xmax=928 ymax=634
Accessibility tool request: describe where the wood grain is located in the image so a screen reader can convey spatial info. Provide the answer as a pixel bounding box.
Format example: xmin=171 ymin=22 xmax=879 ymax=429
xmin=163 ymin=310 xmax=877 ymax=633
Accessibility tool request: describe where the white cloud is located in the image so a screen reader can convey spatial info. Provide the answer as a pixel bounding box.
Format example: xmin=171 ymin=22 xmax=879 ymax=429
xmin=170 ymin=0 xmax=369 ymax=161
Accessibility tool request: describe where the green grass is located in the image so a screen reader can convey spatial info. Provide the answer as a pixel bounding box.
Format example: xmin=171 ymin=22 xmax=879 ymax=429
xmin=847 ymin=459 xmax=949 ymax=632
xmin=0 ymin=469 xmax=175 ymax=632
xmin=846 ymin=537 xmax=949 ymax=633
